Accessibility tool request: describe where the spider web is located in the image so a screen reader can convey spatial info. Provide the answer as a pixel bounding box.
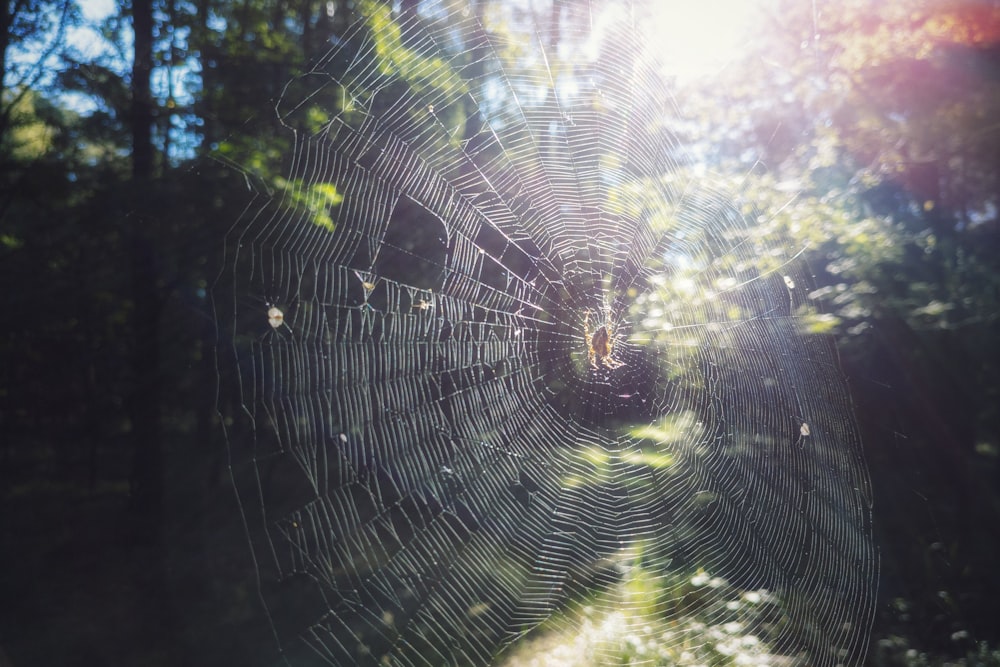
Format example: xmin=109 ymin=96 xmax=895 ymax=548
xmin=215 ymin=2 xmax=877 ymax=665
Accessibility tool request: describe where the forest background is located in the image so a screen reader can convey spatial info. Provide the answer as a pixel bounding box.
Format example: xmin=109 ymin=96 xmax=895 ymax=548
xmin=1 ymin=0 xmax=998 ymax=665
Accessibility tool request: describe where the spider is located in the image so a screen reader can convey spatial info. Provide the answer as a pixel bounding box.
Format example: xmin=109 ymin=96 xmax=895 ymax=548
xmin=267 ymin=306 xmax=285 ymax=329
xmin=584 ymin=309 xmax=624 ymax=370
xmin=254 ymin=294 xmax=295 ymax=335
xmin=262 ymin=301 xmax=295 ymax=339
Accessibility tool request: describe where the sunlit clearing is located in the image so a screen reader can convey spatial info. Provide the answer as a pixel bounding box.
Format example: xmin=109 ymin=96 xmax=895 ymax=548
xmin=499 ymin=565 xmax=775 ymax=666
xmin=644 ymin=0 xmax=769 ymax=81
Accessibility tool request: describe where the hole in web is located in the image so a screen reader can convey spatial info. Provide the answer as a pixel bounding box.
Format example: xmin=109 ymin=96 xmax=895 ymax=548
xmin=214 ymin=4 xmax=878 ymax=666
xmin=375 ymin=195 xmax=447 ymax=290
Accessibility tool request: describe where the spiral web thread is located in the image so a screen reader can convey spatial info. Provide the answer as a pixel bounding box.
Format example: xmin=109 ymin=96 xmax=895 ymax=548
xmin=216 ymin=2 xmax=877 ymax=665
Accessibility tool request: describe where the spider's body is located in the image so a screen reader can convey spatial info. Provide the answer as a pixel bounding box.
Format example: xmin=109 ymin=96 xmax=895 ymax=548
xmin=585 ymin=309 xmax=624 ymax=370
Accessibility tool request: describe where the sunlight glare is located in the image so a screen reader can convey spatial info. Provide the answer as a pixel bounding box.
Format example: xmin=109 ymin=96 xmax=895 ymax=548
xmin=644 ymin=0 xmax=766 ymax=81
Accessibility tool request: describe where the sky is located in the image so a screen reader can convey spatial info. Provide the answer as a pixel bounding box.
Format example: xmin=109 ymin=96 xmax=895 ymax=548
xmin=4 ymin=0 xmax=121 ymax=113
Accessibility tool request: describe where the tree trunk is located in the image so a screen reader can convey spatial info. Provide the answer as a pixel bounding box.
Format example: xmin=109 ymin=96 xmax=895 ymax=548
xmin=128 ymin=0 xmax=164 ymax=546
xmin=132 ymin=0 xmax=154 ymax=182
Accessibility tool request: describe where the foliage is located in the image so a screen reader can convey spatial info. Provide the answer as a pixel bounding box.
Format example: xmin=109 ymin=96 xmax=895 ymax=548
xmin=679 ymin=0 xmax=1000 ymax=341
xmin=670 ymin=0 xmax=1000 ymax=658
